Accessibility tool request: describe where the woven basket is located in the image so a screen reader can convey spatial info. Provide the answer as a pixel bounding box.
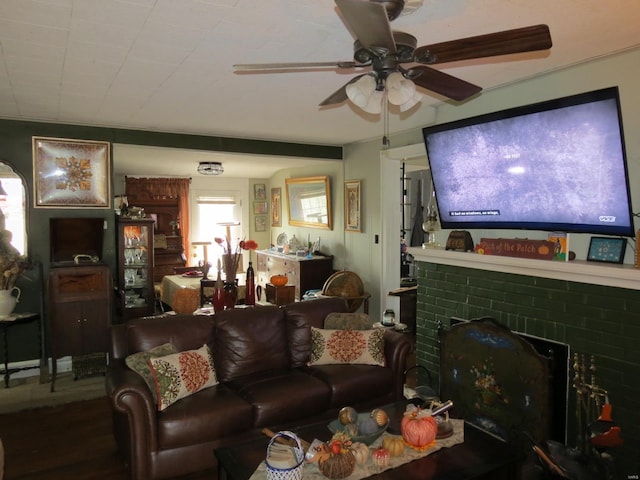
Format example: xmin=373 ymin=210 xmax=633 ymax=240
xmin=265 ymin=431 xmax=304 ymax=480
xmin=172 ymin=288 xmax=199 ymax=314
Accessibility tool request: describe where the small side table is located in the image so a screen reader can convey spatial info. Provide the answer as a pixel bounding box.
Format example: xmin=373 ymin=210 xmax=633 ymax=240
xmin=0 ymin=312 xmax=41 ymax=388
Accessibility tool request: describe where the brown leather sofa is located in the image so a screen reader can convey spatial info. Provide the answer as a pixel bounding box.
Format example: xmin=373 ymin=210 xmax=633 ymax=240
xmin=106 ymin=297 xmax=414 ymax=480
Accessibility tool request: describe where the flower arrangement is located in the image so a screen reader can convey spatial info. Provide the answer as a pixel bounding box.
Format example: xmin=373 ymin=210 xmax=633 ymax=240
xmin=240 ymin=239 xmax=258 ymax=263
xmin=214 ymin=233 xmax=242 ymax=282
xmin=0 ymin=230 xmax=26 ymax=290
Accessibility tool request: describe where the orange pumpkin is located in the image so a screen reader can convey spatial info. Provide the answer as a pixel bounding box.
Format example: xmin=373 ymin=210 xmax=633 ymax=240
xmin=371 ymin=447 xmax=390 ymax=467
xmin=270 ymin=274 xmax=288 ymax=286
xmin=401 ymin=409 xmax=437 ymax=449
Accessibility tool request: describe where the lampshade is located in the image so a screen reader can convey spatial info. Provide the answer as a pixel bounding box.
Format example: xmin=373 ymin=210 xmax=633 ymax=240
xmin=197 ymin=161 xmax=224 ymax=175
xmin=345 ymin=72 xmax=421 ymax=114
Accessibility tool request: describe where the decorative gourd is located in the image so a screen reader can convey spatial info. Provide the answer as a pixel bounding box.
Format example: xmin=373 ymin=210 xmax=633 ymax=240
xmin=370 ymin=408 xmax=389 ymax=427
xmin=338 ymin=406 xmax=358 ymax=425
xmin=270 ymin=274 xmax=288 ymax=286
xmin=349 ymin=442 xmax=370 ymax=465
xmin=400 ymin=405 xmax=437 ymax=450
xmin=371 ymin=447 xmax=390 ymax=468
xmin=382 ymin=435 xmax=404 ymax=457
xmin=318 ymin=450 xmax=356 ymax=479
xmin=358 ymin=416 xmax=379 ymax=435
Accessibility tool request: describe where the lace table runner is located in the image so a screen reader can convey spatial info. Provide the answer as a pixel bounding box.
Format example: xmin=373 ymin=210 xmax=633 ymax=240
xmin=250 ymin=418 xmax=464 ymax=480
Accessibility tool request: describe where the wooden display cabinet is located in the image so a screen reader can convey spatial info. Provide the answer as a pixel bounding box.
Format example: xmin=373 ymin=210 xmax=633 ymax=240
xmin=48 ymin=264 xmax=112 ymax=391
xmin=116 ymin=218 xmax=155 ymax=320
xmin=256 ymin=250 xmax=334 ymax=301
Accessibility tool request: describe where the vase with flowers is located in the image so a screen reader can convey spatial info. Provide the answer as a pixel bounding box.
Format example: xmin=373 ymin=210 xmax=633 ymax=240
xmin=214 ymin=225 xmax=244 ymax=309
xmin=240 ymin=239 xmax=258 ymax=305
xmin=0 ymin=230 xmax=26 ymax=316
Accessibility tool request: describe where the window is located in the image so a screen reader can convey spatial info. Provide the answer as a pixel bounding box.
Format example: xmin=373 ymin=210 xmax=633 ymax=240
xmin=192 ymin=192 xmax=242 ymax=266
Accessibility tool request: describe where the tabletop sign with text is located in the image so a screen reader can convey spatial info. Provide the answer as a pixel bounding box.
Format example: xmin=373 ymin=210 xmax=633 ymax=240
xmin=476 ymin=238 xmax=556 ymax=260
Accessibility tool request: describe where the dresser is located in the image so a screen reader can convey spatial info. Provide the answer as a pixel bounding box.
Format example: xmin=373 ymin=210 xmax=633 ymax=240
xmin=48 ymin=264 xmax=112 ymax=391
xmin=255 ymin=250 xmax=333 ymax=300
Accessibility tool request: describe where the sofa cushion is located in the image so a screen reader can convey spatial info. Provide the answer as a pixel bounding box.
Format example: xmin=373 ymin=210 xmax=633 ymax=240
xmin=157 ymin=384 xmax=254 ymax=450
xmin=284 ymin=297 xmax=349 ymax=368
xmin=214 ymin=306 xmax=290 ymax=383
xmin=308 ymin=327 xmax=386 ymax=367
xmin=226 ymin=369 xmax=332 ymax=427
xmin=149 ymin=344 xmax=218 ymax=411
xmin=125 ymin=342 xmax=177 ymax=403
xmin=324 ymin=312 xmax=372 ymax=330
xmin=126 ymin=314 xmax=215 ymax=354
xmin=305 ymin=364 xmax=395 ymax=408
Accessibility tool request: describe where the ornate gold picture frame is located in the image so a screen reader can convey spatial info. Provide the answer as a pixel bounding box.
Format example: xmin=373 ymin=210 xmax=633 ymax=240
xmin=344 ymin=180 xmax=361 ymax=232
xmin=32 ymin=136 xmax=111 ymax=208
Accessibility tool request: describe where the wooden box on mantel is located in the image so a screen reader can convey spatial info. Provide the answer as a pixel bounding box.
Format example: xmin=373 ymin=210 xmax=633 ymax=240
xmin=265 ymin=283 xmax=296 ymax=306
xmin=476 ymin=238 xmax=556 ymax=260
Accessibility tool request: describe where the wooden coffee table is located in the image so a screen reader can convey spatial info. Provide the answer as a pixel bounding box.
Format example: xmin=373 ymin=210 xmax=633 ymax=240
xmin=215 ymin=401 xmax=522 ymax=480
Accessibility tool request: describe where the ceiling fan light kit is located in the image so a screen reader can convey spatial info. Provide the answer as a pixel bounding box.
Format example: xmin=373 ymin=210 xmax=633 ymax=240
xmin=197 ymin=161 xmax=224 ymax=176
xmin=234 ymin=0 xmax=552 ymax=113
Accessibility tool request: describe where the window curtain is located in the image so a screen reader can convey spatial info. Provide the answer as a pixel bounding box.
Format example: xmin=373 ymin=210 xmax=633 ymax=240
xmin=125 ymin=177 xmax=191 ymax=260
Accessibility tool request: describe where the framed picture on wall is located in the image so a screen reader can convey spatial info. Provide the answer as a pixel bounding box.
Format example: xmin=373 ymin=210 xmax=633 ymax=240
xmin=254 ymin=183 xmax=266 ymax=200
xmin=271 ymin=187 xmax=282 ymax=227
xmin=253 ymin=201 xmax=267 ymax=215
xmin=32 ymin=136 xmax=111 ymax=208
xmin=255 ymin=215 xmax=267 ymax=232
xmin=344 ymin=180 xmax=361 ymax=232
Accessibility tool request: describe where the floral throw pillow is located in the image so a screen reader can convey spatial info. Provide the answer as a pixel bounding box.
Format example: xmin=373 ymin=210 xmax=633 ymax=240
xmin=125 ymin=342 xmax=177 ymax=403
xmin=308 ymin=327 xmax=385 ymax=367
xmin=148 ymin=344 xmax=218 ymax=411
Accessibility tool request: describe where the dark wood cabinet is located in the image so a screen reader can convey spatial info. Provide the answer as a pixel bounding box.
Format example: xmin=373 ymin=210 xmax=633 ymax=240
xmin=256 ymin=250 xmax=333 ymax=300
xmin=48 ymin=265 xmax=112 ymax=391
xmin=126 ymin=196 xmax=186 ymax=282
xmin=116 ymin=218 xmax=155 ymax=320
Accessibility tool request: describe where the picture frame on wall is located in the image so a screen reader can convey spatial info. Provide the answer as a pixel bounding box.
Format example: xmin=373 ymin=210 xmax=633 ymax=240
xmin=271 ymin=187 xmax=282 ymax=227
xmin=587 ymin=237 xmax=627 ymax=264
xmin=32 ymin=136 xmax=111 ymax=208
xmin=254 ymin=183 xmax=266 ymax=201
xmin=255 ymin=215 xmax=267 ymax=232
xmin=253 ymin=201 xmax=267 ymax=215
xmin=344 ymin=180 xmax=361 ymax=232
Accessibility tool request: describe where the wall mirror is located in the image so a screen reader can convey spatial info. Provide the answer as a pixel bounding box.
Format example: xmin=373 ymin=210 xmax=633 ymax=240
xmin=0 ymin=162 xmax=27 ymax=255
xmin=286 ymin=176 xmax=332 ymax=229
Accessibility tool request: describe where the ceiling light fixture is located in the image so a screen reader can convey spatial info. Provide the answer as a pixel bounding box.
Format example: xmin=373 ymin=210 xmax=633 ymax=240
xmin=197 ymin=161 xmax=224 ymax=175
xmin=345 ymin=73 xmax=423 ymax=115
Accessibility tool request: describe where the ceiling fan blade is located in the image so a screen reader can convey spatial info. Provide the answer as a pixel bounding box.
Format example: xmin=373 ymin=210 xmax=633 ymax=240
xmin=319 ymin=75 xmax=367 ymax=106
xmin=414 ymin=24 xmax=552 ymax=64
xmin=335 ymin=0 xmax=396 ymax=53
xmin=411 ymin=66 xmax=482 ymax=101
xmin=234 ymin=61 xmax=361 ymax=71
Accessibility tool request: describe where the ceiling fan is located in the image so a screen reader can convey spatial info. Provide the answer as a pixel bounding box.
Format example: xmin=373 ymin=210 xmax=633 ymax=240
xmin=234 ymin=0 xmax=552 ymax=110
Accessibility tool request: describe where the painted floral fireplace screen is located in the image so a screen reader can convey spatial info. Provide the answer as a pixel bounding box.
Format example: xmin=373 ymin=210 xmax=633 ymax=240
xmin=439 ymin=318 xmax=551 ymax=445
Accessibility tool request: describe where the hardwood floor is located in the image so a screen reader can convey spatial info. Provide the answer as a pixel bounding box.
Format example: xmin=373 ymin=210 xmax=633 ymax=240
xmin=0 ymin=396 xmax=215 ymax=480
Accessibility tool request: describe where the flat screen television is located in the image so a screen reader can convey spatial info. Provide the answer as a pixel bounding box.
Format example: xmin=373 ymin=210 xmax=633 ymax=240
xmin=422 ymin=87 xmax=635 ymax=237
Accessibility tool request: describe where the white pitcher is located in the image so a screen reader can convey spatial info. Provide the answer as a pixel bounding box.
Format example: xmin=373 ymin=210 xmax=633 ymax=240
xmin=0 ymin=287 xmax=21 ymax=316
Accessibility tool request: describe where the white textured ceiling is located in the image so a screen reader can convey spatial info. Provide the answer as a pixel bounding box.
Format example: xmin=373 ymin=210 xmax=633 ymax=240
xmin=1 ymin=0 xmax=639 ymax=177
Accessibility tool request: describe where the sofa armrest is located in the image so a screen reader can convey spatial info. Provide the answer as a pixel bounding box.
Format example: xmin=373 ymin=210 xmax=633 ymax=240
xmin=106 ymin=360 xmax=159 ymax=480
xmin=383 ymin=330 xmax=415 ymax=401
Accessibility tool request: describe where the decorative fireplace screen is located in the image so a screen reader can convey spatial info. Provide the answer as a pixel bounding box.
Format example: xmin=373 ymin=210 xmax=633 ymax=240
xmin=439 ymin=318 xmax=560 ymax=446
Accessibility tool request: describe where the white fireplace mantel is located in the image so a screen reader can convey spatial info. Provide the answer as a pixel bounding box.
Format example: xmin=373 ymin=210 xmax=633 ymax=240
xmin=408 ymin=247 xmax=640 ymax=291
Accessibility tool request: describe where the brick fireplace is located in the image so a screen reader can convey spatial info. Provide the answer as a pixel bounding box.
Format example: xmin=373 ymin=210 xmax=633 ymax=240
xmin=408 ymin=247 xmax=640 ymax=476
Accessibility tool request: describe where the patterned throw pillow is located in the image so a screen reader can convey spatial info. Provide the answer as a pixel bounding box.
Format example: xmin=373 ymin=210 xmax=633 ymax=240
xmin=125 ymin=342 xmax=178 ymax=403
xmin=308 ymin=327 xmax=385 ymax=367
xmin=148 ymin=344 xmax=218 ymax=411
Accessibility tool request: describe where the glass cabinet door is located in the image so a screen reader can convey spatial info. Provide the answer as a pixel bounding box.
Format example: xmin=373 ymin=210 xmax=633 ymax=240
xmin=117 ymin=218 xmax=155 ymax=320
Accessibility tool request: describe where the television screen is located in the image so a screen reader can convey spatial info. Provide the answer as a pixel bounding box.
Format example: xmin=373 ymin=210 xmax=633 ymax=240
xmin=422 ymin=87 xmax=635 ymax=237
